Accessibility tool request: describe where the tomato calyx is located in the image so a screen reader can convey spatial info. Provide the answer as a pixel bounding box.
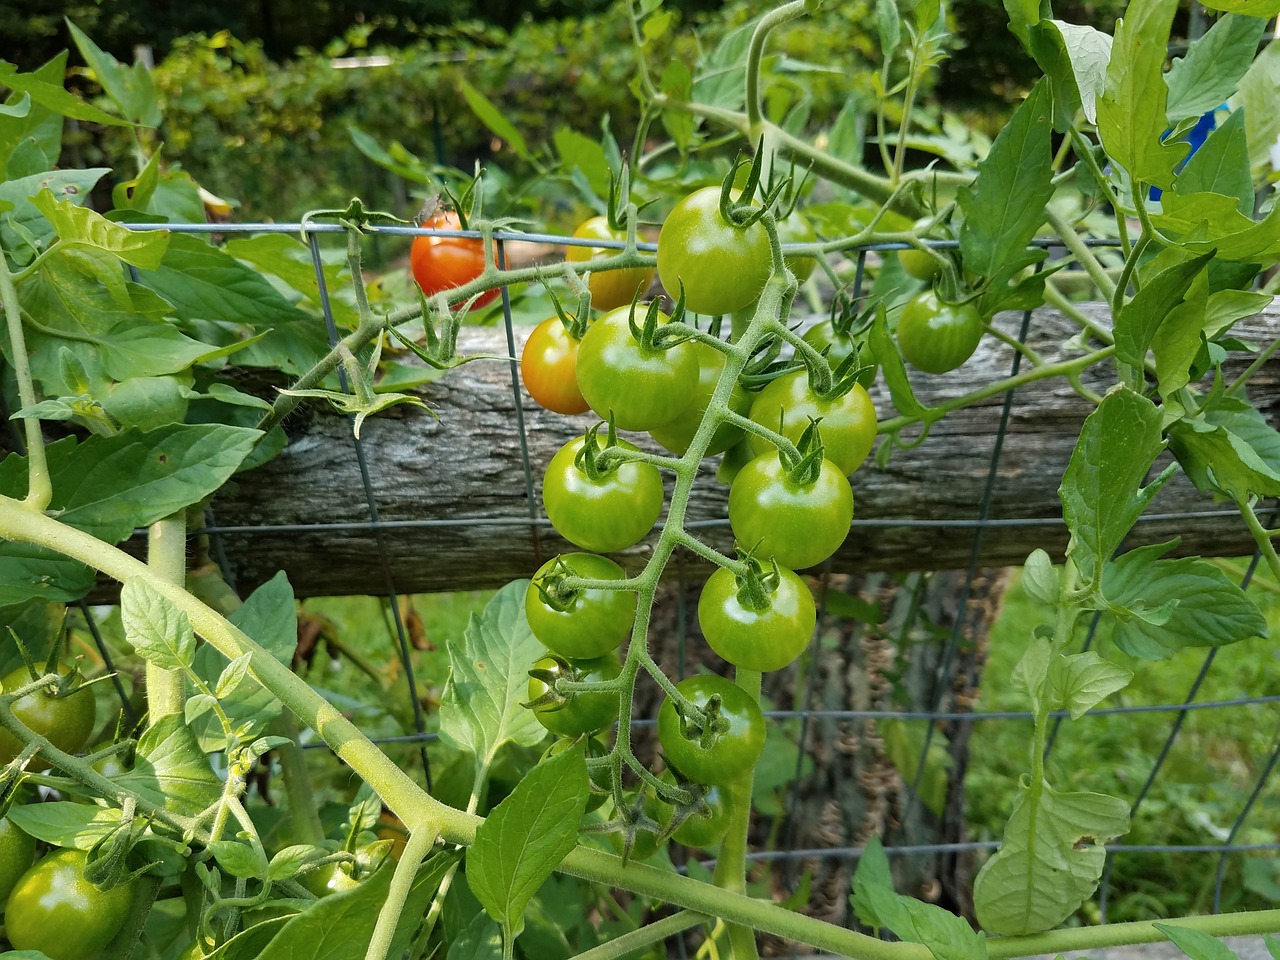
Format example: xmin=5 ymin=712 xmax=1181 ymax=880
xmin=542 ymin=274 xmax=589 ymax=340
xmin=776 ymin=418 xmax=829 ymax=486
xmin=717 ymin=147 xmax=786 ymax=231
xmin=573 ymin=420 xmax=639 ymax=482
xmin=726 ymin=546 xmax=788 ymax=614
xmin=530 ymin=556 xmax=583 ymax=613
xmin=671 ymin=689 xmax=732 ymax=751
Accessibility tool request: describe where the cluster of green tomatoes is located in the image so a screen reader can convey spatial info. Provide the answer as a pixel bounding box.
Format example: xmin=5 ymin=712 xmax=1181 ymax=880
xmin=512 ymin=183 xmax=886 ymax=854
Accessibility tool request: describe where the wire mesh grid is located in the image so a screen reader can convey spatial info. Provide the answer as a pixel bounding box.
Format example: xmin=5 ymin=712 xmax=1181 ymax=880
xmin=105 ymin=219 xmax=1280 ymax=953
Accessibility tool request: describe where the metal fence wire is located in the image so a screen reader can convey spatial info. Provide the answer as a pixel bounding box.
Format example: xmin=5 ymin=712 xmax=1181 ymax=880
xmin=108 ymin=220 xmax=1280 ymax=952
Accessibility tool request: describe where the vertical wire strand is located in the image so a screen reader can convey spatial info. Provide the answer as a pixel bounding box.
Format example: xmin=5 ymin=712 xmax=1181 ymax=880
xmin=307 ymin=228 xmax=433 ymax=789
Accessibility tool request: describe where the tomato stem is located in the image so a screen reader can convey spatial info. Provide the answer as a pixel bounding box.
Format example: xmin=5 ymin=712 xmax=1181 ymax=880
xmin=144 ymin=512 xmax=189 ymax=723
xmin=0 ymin=252 xmax=52 ymax=513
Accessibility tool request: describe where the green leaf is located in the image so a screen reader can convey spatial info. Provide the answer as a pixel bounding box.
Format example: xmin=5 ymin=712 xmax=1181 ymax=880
xmin=0 ymin=63 xmax=129 ymax=127
xmin=1035 ymin=20 xmax=1112 ymax=126
xmin=439 ymin=581 xmax=548 ymax=771
xmin=0 ymin=53 xmax=68 ymax=176
xmin=96 ymin=318 xmax=219 ymax=381
xmin=1097 ymin=0 xmax=1187 ymax=188
xmin=1169 ymin=395 xmax=1280 ymax=500
xmin=553 ymin=127 xmax=611 ymax=201
xmin=1021 ymin=550 xmax=1059 ymax=605
xmin=65 ymin=21 xmax=162 ymax=127
xmin=1047 ymin=652 xmax=1132 ymax=718
xmin=6 ymin=801 xmax=121 ymax=849
xmin=958 ymin=80 xmax=1053 ymax=278
xmin=459 ymin=79 xmax=532 ymax=163
xmin=0 ymin=544 xmax=94 ymax=606
xmin=446 ymin=911 xmax=504 ymax=960
xmin=1153 ymin=189 xmax=1280 ymax=262
xmin=1199 ymin=0 xmax=1280 ymax=14
xmin=973 ymin=781 xmax=1129 ymax=935
xmin=121 ymin=580 xmax=196 ymax=671
xmin=1229 ymin=40 xmax=1280 ymax=181
xmin=30 ymin=188 xmax=168 ymax=268
xmin=208 ymin=840 xmax=269 ymax=879
xmin=1059 ymin=387 xmax=1174 ymax=586
xmin=692 ymin=21 xmax=753 ymax=112
xmin=1165 ymin=15 xmax=1266 ymax=124
xmin=1113 ymin=250 xmax=1215 ymax=369
xmin=1175 ymin=109 xmax=1253 ymax=216
xmin=1011 ymin=633 xmax=1053 ymax=716
xmin=1155 ymin=924 xmax=1241 ymax=960
xmin=659 ymin=60 xmax=695 ymax=152
xmin=192 ymin=573 xmax=298 ymax=751
xmin=135 ymin=233 xmax=328 ymax=376
xmin=876 ymin=0 xmax=901 ymax=57
xmin=871 ymin=306 xmax=928 ymax=420
xmin=850 ymin=835 xmax=895 ymax=928
xmin=0 ymin=168 xmax=110 ymax=259
xmin=468 ymin=746 xmax=587 ymax=944
xmin=0 ymin=425 xmax=261 ymax=544
xmin=1103 ymin=542 xmax=1268 ymax=660
xmin=258 ymin=853 xmax=455 ymax=960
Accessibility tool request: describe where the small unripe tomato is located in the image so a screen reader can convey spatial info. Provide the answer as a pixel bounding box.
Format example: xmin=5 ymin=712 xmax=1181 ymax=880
xmin=0 ymin=664 xmax=97 ymax=765
xmin=896 ymin=290 xmax=985 ymax=374
xmin=565 ymin=216 xmax=656 ymax=312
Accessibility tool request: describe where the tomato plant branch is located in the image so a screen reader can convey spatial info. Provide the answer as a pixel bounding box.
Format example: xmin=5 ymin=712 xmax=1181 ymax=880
xmin=744 ymin=1 xmax=809 ymax=130
xmin=365 ymin=827 xmax=441 ymax=960
xmin=145 ymin=512 xmax=188 ymax=722
xmin=713 ymin=667 xmax=763 ymax=960
xmin=1233 ymin=495 xmax=1280 ymax=585
xmin=1044 ymin=207 xmax=1116 ymax=303
xmin=569 ymin=910 xmax=708 ymax=960
xmin=0 ymin=253 xmax=52 ymax=512
xmin=875 ymin=346 xmax=1115 ymax=435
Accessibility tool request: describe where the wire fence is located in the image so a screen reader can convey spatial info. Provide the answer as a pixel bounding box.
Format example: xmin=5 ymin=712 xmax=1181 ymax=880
xmin=104 ymin=219 xmax=1280 ymax=952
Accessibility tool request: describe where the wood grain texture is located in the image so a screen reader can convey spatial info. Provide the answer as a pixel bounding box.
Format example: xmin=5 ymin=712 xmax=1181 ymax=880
xmin=203 ymin=303 xmax=1280 ymax=597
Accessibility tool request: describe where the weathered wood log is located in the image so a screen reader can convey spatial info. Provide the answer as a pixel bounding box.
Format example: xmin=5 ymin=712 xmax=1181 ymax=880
xmin=205 ymin=303 xmax=1280 ymax=597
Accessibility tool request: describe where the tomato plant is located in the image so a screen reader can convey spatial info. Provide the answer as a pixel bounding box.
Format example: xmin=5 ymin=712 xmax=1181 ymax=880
xmin=697 ymin=564 xmax=816 ymax=672
xmin=656 ymin=186 xmax=772 ymax=316
xmin=4 ymin=849 xmax=136 ymax=960
xmin=728 ymin=451 xmax=854 ymax=569
xmin=527 ymin=654 xmax=622 ymax=738
xmin=777 ymin=209 xmax=819 ymax=283
xmin=574 ymin=304 xmax=699 ymax=430
xmin=409 ymin=209 xmax=499 ymax=310
xmin=648 ymin=338 xmax=752 ymax=457
xmin=526 ymin=553 xmax=635 ymax=658
xmin=565 ymin=216 xmax=656 ymax=311
xmin=747 ymin=369 xmax=878 ymax=476
xmin=542 ymin=433 xmax=664 ymax=553
xmin=522 ymin=316 xmax=590 ymax=415
xmin=0 ymin=664 xmax=97 ymax=765
xmin=658 ymin=675 xmax=765 ymax=786
xmin=896 ymin=290 xmax=985 ymax=374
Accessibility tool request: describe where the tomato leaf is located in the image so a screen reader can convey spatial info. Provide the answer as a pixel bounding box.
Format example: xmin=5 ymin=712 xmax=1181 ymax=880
xmin=1199 ymin=0 xmax=1280 ymax=14
xmin=1228 ymin=40 xmax=1280 ymax=181
xmin=849 ymin=835 xmax=894 ymax=928
xmin=1175 ymin=109 xmax=1253 ymax=215
xmin=958 ymin=80 xmax=1053 ymax=280
xmin=1114 ymin=249 xmax=1215 ymax=370
xmin=1096 ymin=0 xmax=1187 ymax=189
xmin=1033 ymin=20 xmax=1112 ymax=127
xmin=0 ymin=168 xmax=110 ymax=262
xmin=1168 ymin=394 xmax=1280 ymax=500
xmin=1021 ymin=550 xmax=1059 ymax=606
xmin=1058 ymin=387 xmax=1173 ymax=587
xmin=692 ymin=21 xmax=752 ymax=112
xmin=975 ymin=781 xmax=1129 ymax=935
xmin=1046 ymin=652 xmax=1132 ymax=718
xmin=29 ymin=188 xmax=166 ymax=268
xmin=1155 ymin=923 xmax=1242 ymax=960
xmin=447 ymin=910 xmax=504 ymax=960
xmin=6 ymin=801 xmax=122 ymax=850
xmin=1101 ymin=542 xmax=1268 ymax=660
xmin=439 ymin=580 xmax=547 ymax=772
xmin=191 ymin=572 xmax=298 ymax=751
xmin=459 ymin=78 xmax=533 ymax=163
xmin=65 ymin=21 xmax=161 ymax=127
xmin=659 ymin=60 xmax=695 ymax=153
xmin=134 ymin=233 xmax=328 ymax=376
xmin=0 ymin=63 xmax=127 ymax=127
xmin=0 ymin=543 xmax=94 ymax=606
xmin=1165 ymin=14 xmax=1265 ymax=125
xmin=121 ymin=580 xmax=197 ymax=671
xmin=208 ymin=840 xmax=269 ymax=879
xmin=468 ymin=746 xmax=587 ymax=945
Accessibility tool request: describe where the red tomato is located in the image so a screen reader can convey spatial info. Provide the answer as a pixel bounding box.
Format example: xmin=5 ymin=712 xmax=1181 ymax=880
xmin=409 ymin=210 xmax=499 ymax=310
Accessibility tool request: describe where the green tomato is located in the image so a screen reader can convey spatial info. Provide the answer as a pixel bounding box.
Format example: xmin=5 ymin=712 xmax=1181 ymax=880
xmin=697 ymin=565 xmax=816 ymax=673
xmin=747 ymin=369 xmax=878 ymax=476
xmin=541 ymin=435 xmax=664 ymax=554
xmin=565 ymin=216 xmax=656 ymax=312
xmin=0 ymin=813 xmax=36 ymax=906
xmin=542 ymin=736 xmax=612 ymax=812
xmin=657 ymin=187 xmax=772 ymax=316
xmin=728 ymin=452 xmax=854 ymax=570
xmin=0 ymin=664 xmax=97 ymax=765
xmin=657 ymin=675 xmax=765 ymax=785
xmin=528 ymin=653 xmax=622 ymax=738
xmin=575 ymin=305 xmax=698 ymax=430
xmin=526 ymin=553 xmax=635 ymax=659
xmin=648 ymin=338 xmax=752 ymax=457
xmin=5 ymin=849 xmax=136 ymax=960
xmin=896 ymin=290 xmax=985 ymax=374
xmin=801 ymin=321 xmax=877 ymax=390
